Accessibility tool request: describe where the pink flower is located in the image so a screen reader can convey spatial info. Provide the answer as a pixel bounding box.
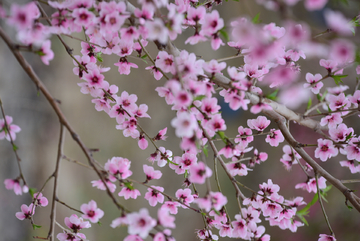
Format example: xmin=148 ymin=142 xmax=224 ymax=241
xmin=91 ymin=179 xmax=116 ymax=193
xmin=318 ymin=234 xmax=336 ymax=241
xmin=155 ymin=51 xmax=175 ymax=74
xmin=319 ymin=59 xmax=338 ymax=72
xmin=138 ymin=134 xmax=148 ymax=150
xmin=0 ymin=115 xmax=21 ymax=141
xmin=57 ymin=231 xmax=86 ymax=241
xmin=314 ymin=139 xmax=338 ymax=162
xmin=72 ymin=8 xmax=96 ymax=29
xmin=143 ymin=165 xmax=162 ymax=181
xmin=124 ymin=234 xmax=144 ymax=241
xmin=329 ymin=123 xmax=353 ymax=142
xmin=171 ymin=111 xmax=197 ymax=138
xmin=39 ymin=40 xmax=54 ymax=65
xmin=15 ymin=204 xmax=35 ymax=220
xmin=247 ymin=116 xmax=270 ymax=132
xmin=343 ymin=137 xmax=360 ymax=162
xmin=324 ymin=9 xmax=354 ymax=36
xmin=145 ymin=66 xmax=163 ymax=80
xmin=104 ymin=156 xmax=133 ymax=181
xmin=231 ymin=217 xmax=248 ymax=239
xmin=80 ymin=200 xmax=104 ymax=223
xmin=340 ymin=160 xmax=360 ymax=174
xmin=145 ymin=18 xmax=168 ymax=44
xmin=114 ymin=58 xmax=138 ymax=75
xmin=250 ymin=149 xmax=268 ymax=167
xmin=303 ymin=73 xmax=323 ymax=94
xmin=263 ymin=65 xmax=299 ymax=88
xmin=161 ymin=201 xmax=180 ymax=215
xmin=110 ymin=215 xmax=128 ymax=228
xmin=304 ymin=0 xmax=328 ymax=11
xmin=235 ymin=126 xmax=254 ymax=146
xmin=64 ymin=214 xmax=91 ymax=232
xmin=175 ymin=188 xmax=194 ymax=207
xmin=144 ymin=186 xmax=165 ymax=206
xmin=226 ymin=162 xmax=251 ymax=177
xmin=320 ymin=113 xmax=343 ymax=129
xmin=259 ymin=179 xmax=280 ymax=197
xmin=203 ymin=60 xmax=226 ymax=76
xmin=83 ymin=68 xmax=105 ymax=88
xmin=127 ymin=208 xmax=157 ymax=239
xmin=265 ymin=129 xmax=284 ymax=147
xmin=188 ymin=162 xmax=212 ymax=184
xmin=205 ymin=114 xmax=227 ymax=137
xmin=8 ymin=2 xmax=40 ymax=30
xmin=200 ymin=10 xmax=224 ymax=36
xmin=4 ymin=178 xmax=23 ymax=195
xmin=329 ymin=39 xmax=355 ymax=65
xmin=33 ymin=192 xmax=48 ymax=207
xmin=118 ymin=186 xmax=141 ymax=200
xmin=295 ymin=177 xmax=327 ymax=193
xmin=153 ymin=127 xmax=168 ymax=141
xmin=157 ymin=208 xmax=176 ymax=228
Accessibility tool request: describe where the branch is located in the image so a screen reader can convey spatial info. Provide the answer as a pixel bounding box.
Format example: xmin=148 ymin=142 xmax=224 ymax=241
xmin=261 ymin=107 xmax=360 ymax=212
xmin=48 ymin=123 xmax=65 ymax=241
xmin=0 ymin=26 xmax=124 ymax=211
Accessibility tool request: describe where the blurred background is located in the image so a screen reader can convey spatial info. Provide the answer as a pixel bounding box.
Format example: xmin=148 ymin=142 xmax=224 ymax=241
xmin=0 ymin=0 xmax=360 ymax=240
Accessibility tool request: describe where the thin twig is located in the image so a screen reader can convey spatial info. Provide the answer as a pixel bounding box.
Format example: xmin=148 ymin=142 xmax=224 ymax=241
xmin=56 ymin=198 xmax=84 ymax=214
xmin=0 ymin=26 xmax=124 ymax=211
xmin=315 ymin=172 xmax=335 ymax=236
xmin=48 ymin=123 xmax=65 ymax=241
xmin=0 ymin=97 xmax=27 ymax=185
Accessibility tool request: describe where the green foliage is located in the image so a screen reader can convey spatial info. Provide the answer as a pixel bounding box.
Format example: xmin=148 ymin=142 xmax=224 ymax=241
xmin=203 ymin=144 xmax=209 ymax=157
xmin=331 ymin=74 xmax=347 ymax=86
xmin=252 ymin=13 xmax=261 ymax=24
xmin=29 ymin=187 xmax=37 ymax=198
xmin=12 ymin=144 xmax=18 ymax=151
xmin=306 ymin=97 xmax=312 ymax=110
xmin=217 ymin=131 xmax=227 ymax=144
xmin=96 ymin=52 xmax=103 ymax=63
xmin=124 ymin=182 xmax=134 ymax=190
xmin=297 ymin=185 xmax=332 ymax=225
xmin=219 ymin=27 xmax=229 ymax=42
xmin=32 ymin=224 xmax=42 ymax=230
xmin=266 ymin=89 xmax=278 ymax=101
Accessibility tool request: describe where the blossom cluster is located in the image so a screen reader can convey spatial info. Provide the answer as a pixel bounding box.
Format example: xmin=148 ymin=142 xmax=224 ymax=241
xmin=1 ymin=0 xmax=359 ymax=240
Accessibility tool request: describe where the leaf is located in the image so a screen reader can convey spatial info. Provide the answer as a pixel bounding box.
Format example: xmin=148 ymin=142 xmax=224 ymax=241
xmin=141 ymin=54 xmax=148 ymax=59
xmin=32 ymin=224 xmax=42 ymax=230
xmin=29 ymin=188 xmax=37 ymax=198
xmin=96 ymin=52 xmax=103 ymax=63
xmin=306 ymin=97 xmax=312 ymax=110
xmin=355 ymin=50 xmax=360 ymax=64
xmin=316 ymin=109 xmax=322 ymax=114
xmin=203 ymin=144 xmax=208 ymax=157
xmin=124 ymin=182 xmax=134 ymax=190
xmin=218 ymin=27 xmax=229 ymax=42
xmin=217 ymin=131 xmax=227 ymax=144
xmin=252 ymin=13 xmax=261 ymax=24
xmin=297 ymin=211 xmax=309 ymax=226
xmin=97 ymin=221 xmax=102 ymax=226
xmin=347 ymin=205 xmax=354 ymax=210
xmin=266 ymin=89 xmax=278 ymax=101
xmin=193 ymin=95 xmax=206 ymax=102
xmin=331 ymin=74 xmax=347 ymax=86
xmin=13 ymin=144 xmax=18 ymax=151
xmin=345 ymin=132 xmax=353 ymax=141
xmin=297 ymin=192 xmax=319 ymax=219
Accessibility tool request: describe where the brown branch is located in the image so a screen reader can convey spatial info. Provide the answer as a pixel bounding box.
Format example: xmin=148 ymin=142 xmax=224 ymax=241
xmin=260 ymin=107 xmax=360 ymax=212
xmin=48 ymin=123 xmax=65 ymax=241
xmin=0 ymin=26 xmax=124 ymax=211
xmin=0 ymin=97 xmax=27 ymax=186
